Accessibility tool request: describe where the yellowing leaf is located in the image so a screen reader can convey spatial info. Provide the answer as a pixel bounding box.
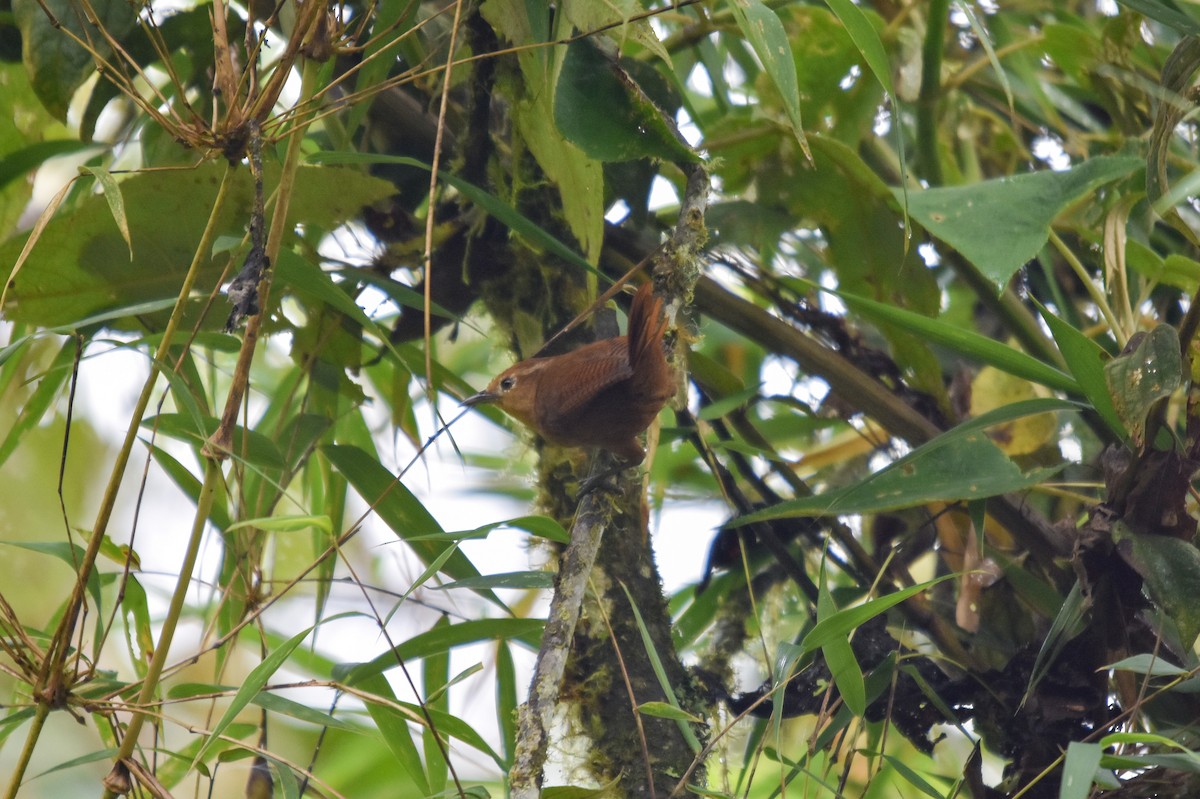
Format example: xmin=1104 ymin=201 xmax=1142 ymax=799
xmin=970 ymin=365 xmax=1057 ymax=455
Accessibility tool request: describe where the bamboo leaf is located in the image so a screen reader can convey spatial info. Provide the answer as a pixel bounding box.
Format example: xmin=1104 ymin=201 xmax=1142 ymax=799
xmin=191 ymin=626 xmax=314 ymax=768
xmin=79 ymin=166 xmax=132 ymax=259
xmin=821 ymin=283 xmax=1079 ymax=392
xmin=729 ymin=0 xmax=811 ymax=159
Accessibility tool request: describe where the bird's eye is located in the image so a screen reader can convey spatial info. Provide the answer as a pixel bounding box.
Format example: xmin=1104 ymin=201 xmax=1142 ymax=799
xmin=500 ymin=376 xmax=516 ymax=391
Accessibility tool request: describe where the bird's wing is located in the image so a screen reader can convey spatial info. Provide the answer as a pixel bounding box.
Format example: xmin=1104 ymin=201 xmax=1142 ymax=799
xmin=533 ymin=337 xmax=631 ymax=437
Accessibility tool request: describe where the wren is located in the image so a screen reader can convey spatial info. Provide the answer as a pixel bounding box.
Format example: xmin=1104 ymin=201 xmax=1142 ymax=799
xmin=462 ymin=283 xmax=674 ymax=464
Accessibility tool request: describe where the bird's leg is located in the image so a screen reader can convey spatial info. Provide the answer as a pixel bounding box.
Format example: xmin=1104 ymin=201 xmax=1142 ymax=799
xmin=576 ymin=450 xmax=639 ymax=500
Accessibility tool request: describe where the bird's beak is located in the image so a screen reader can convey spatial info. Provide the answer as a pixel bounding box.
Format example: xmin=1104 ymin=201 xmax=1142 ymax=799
xmin=461 ymin=390 xmax=498 ymax=407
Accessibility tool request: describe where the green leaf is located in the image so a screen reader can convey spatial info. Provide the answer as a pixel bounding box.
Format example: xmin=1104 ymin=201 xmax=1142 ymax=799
xmin=274 ymin=249 xmax=378 ymax=330
xmin=156 ymin=724 xmax=256 ymax=785
xmin=4 ymin=541 xmax=102 ymax=611
xmin=823 ymin=636 xmax=865 ymax=716
xmin=1023 ymin=580 xmax=1089 ymax=708
xmin=0 ymin=300 xmax=182 ymax=368
xmin=13 ymin=0 xmax=137 ymax=119
xmin=321 ymin=444 xmax=505 ymax=610
xmin=501 ymin=515 xmax=571 ymax=545
xmin=0 ymin=163 xmax=396 ymax=327
xmin=1061 ymin=741 xmax=1103 ymax=799
xmin=814 ymin=567 xmax=865 ymax=716
xmin=338 ymin=618 xmax=545 ymax=685
xmin=1158 ymin=254 xmax=1200 ymax=291
xmin=729 ymin=0 xmax=811 ymax=158
xmin=496 ymin=641 xmax=518 ymax=764
xmin=823 ymin=0 xmax=895 ymax=99
xmin=820 ymin=283 xmax=1079 ymax=393
xmin=554 ymin=39 xmax=697 ymax=164
xmin=413 ymin=515 xmax=570 ymax=546
xmin=145 ymin=442 xmax=233 ymax=531
xmin=357 ymin=672 xmax=429 ymax=795
xmin=1036 ymin=301 xmax=1126 ymax=438
xmin=562 ymin=1 xmax=672 ymax=67
xmin=1115 ymin=0 xmax=1200 ymax=35
xmin=121 ymin=575 xmax=154 ymax=678
xmin=735 ymin=399 xmax=1073 ymax=521
xmin=620 ymin=584 xmax=703 ymax=753
xmin=1148 ymin=37 xmax=1200 ymax=211
xmin=542 ymin=780 xmax=622 ymax=798
xmin=79 ymin=166 xmax=131 ymax=259
xmin=896 ymin=156 xmax=1142 ymax=289
xmin=880 ymin=755 xmax=949 ymax=799
xmin=424 ymin=616 xmax=450 ymax=795
xmin=144 ymin=413 xmax=286 ymax=471
xmin=800 ymin=576 xmax=954 ymax=656
xmin=0 ymin=140 xmax=94 ymax=190
xmin=1103 ymin=325 xmax=1183 ymax=442
xmin=638 ymin=701 xmax=703 ymax=723
xmin=0 ymin=338 xmax=76 ymax=469
xmin=308 ymin=151 xmax=603 ymax=280
xmin=191 ymin=625 xmax=314 ymax=767
xmin=250 ymin=692 xmax=359 ymax=732
xmin=395 ymin=545 xmax=466 ymax=608
xmin=167 ymin=682 xmax=234 ymax=699
xmin=426 ymin=663 xmax=484 ymax=705
xmin=433 ymin=571 xmax=555 ymax=591
xmin=225 ymin=514 xmax=333 ymax=534
xmin=1098 ymin=730 xmax=1200 ymax=756
xmin=696 ymin=384 xmax=762 ymax=421
xmin=1114 ymin=522 xmax=1200 ymax=649
xmin=1098 ymin=750 xmax=1200 ymax=774
xmin=0 ymin=709 xmax=37 ymax=746
xmin=343 ymin=0 xmax=419 ymax=135
xmin=1106 ymin=654 xmax=1188 ymax=677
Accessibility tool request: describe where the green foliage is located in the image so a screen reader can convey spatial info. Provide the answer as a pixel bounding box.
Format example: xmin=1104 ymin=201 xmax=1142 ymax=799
xmin=898 ymin=156 xmax=1143 ymax=288
xmin=555 ymin=40 xmax=698 ymax=164
xmin=13 ymin=0 xmax=137 ymax=120
xmin=7 ymin=1 xmax=1200 ymax=798
xmin=1 ymin=164 xmax=394 ymax=327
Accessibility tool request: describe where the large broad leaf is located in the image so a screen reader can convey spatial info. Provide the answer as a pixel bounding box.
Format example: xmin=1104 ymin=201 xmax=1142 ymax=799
xmin=0 ymin=163 xmax=396 ymax=327
xmin=1114 ymin=522 xmax=1200 ymax=650
xmin=554 ymin=39 xmax=697 ymax=164
xmin=734 ymin=399 xmax=1073 ymax=522
xmin=896 ymin=156 xmax=1142 ymax=289
xmin=14 ymin=0 xmax=137 ymax=120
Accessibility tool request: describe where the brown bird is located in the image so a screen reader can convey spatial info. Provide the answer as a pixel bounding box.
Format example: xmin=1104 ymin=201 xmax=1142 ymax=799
xmin=462 ymin=283 xmax=674 ymax=464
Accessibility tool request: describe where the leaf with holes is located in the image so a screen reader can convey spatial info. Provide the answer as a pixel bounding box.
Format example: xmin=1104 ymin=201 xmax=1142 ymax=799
xmin=1104 ymin=325 xmax=1182 ymax=443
